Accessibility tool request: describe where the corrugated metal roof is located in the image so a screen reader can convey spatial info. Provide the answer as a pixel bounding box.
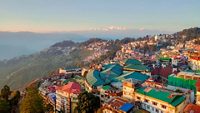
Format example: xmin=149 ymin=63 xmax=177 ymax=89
xmin=117 ymin=72 xmax=149 ymax=83
xmin=124 ymin=64 xmax=147 ymax=71
xmin=136 ymin=87 xmax=185 ymax=107
xmin=124 ymin=59 xmax=141 ymax=65
xmin=86 ymin=70 xmax=104 ymax=87
xmin=119 ymin=103 xmax=134 ymax=112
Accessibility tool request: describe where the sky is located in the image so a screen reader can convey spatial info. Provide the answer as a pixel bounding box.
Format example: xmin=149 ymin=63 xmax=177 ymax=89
xmin=0 ymin=0 xmax=200 ymax=33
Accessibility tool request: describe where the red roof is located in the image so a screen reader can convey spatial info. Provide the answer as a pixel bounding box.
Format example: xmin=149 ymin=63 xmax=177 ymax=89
xmin=184 ymin=104 xmax=200 ymax=113
xmin=151 ymin=65 xmax=173 ymax=79
xmin=196 ymin=79 xmax=200 ymax=87
xmin=196 ymin=79 xmax=200 ymax=91
xmin=191 ymin=56 xmax=200 ymax=61
xmin=57 ymin=82 xmax=81 ymax=94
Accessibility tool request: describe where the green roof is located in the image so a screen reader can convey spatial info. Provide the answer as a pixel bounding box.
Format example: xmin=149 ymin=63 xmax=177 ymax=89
xmin=168 ymin=75 xmax=197 ymax=93
xmin=102 ymin=85 xmax=111 ymax=91
xmin=124 ymin=64 xmax=147 ymax=71
xmin=86 ymin=70 xmax=104 ymax=87
xmin=136 ymin=87 xmax=185 ymax=107
xmin=123 ymin=59 xmax=148 ymax=71
xmin=195 ymin=70 xmax=200 ymax=75
xmin=117 ymin=72 xmax=149 ymax=83
xmin=124 ymin=59 xmax=142 ymax=65
xmin=86 ymin=64 xmax=123 ymax=87
xmin=159 ymin=57 xmax=171 ymax=61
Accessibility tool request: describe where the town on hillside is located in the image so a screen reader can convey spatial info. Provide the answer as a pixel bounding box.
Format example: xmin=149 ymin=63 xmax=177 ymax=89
xmin=37 ymin=33 xmax=200 ymax=113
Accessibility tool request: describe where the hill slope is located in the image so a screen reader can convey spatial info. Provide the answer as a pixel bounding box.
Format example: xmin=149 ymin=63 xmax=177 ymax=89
xmin=0 ymin=40 xmax=92 ymax=89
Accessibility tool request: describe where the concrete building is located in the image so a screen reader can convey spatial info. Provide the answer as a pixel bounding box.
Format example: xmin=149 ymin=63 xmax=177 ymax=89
xmin=177 ymin=71 xmax=200 ymax=80
xmin=56 ymin=82 xmax=81 ymax=113
xmin=122 ymin=81 xmax=188 ymax=113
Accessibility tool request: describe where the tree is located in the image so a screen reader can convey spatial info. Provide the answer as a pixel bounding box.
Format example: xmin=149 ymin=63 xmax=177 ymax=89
xmin=19 ymin=87 xmax=44 ymax=113
xmin=1 ymin=85 xmax=11 ymax=101
xmin=76 ymin=91 xmax=100 ymax=113
xmin=0 ymin=99 xmax=11 ymax=113
xmin=10 ymin=90 xmax=20 ymax=106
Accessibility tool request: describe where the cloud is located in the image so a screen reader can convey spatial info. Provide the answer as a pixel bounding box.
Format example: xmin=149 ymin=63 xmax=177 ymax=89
xmin=89 ymin=25 xmax=127 ymax=31
xmin=139 ymin=28 xmax=145 ymax=31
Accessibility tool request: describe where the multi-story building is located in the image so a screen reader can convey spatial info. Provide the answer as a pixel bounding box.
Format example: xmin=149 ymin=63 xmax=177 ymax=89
xmin=122 ymin=81 xmax=188 ymax=113
xmin=122 ymin=80 xmax=135 ymax=101
xmin=177 ymin=71 xmax=200 ymax=80
xmin=189 ymin=56 xmax=200 ymax=70
xmin=56 ymin=82 xmax=81 ymax=113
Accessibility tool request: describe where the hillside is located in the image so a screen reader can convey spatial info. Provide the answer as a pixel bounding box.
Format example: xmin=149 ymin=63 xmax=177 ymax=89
xmin=175 ymin=27 xmax=200 ymax=42
xmin=0 ymin=40 xmax=93 ymax=89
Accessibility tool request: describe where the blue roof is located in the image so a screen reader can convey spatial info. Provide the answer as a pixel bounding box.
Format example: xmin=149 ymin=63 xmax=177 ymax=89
xmin=48 ymin=93 xmax=56 ymax=102
xmin=119 ymin=103 xmax=134 ymax=112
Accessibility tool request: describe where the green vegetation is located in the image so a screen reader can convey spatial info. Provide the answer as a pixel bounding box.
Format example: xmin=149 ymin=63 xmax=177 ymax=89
xmin=19 ymin=82 xmax=44 ymax=113
xmin=76 ymin=91 xmax=100 ymax=113
xmin=0 ymin=85 xmax=20 ymax=113
xmin=0 ymin=45 xmax=93 ymax=89
xmin=176 ymin=27 xmax=200 ymax=42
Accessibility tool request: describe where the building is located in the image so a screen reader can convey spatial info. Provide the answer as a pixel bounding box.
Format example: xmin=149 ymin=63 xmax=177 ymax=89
xmin=56 ymin=82 xmax=81 ymax=113
xmin=122 ymin=59 xmax=149 ymax=72
xmin=84 ymin=64 xmax=123 ymax=92
xmin=122 ymin=81 xmax=187 ymax=113
xmin=177 ymin=71 xmax=200 ymax=80
xmin=196 ymin=79 xmax=200 ymax=106
xmin=99 ymin=85 xmax=122 ymax=103
xmin=135 ymin=87 xmax=187 ymax=113
xmin=183 ymin=103 xmax=200 ymax=113
xmin=102 ymin=97 xmax=134 ymax=113
xmin=189 ymin=57 xmax=200 ymax=70
xmin=122 ymin=80 xmax=135 ymax=101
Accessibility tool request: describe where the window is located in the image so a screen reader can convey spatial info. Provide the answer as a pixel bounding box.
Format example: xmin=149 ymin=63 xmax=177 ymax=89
xmin=147 ymin=105 xmax=150 ymax=109
xmin=137 ymin=96 xmax=141 ymax=100
xmin=144 ymin=99 xmax=149 ymax=103
xmin=161 ymin=105 xmax=167 ymax=109
xmin=152 ymin=101 xmax=157 ymax=106
xmin=155 ymin=109 xmax=159 ymax=113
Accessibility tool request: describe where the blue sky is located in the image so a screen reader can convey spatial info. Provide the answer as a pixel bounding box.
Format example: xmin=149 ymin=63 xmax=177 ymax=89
xmin=0 ymin=0 xmax=199 ymax=32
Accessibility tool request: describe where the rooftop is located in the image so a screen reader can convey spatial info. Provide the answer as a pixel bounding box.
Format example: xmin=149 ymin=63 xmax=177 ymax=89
xmin=57 ymin=82 xmax=81 ymax=94
xmin=105 ymin=97 xmax=129 ymax=110
xmin=124 ymin=59 xmax=148 ymax=71
xmin=184 ymin=103 xmax=200 ymax=113
xmin=119 ymin=103 xmax=134 ymax=112
xmin=117 ymin=72 xmax=149 ymax=83
xmin=159 ymin=57 xmax=171 ymax=61
xmin=136 ymin=87 xmax=185 ymax=107
xmin=124 ymin=59 xmax=142 ymax=65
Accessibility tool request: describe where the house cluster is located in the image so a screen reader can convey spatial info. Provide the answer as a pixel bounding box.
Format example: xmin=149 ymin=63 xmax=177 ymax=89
xmin=38 ymin=36 xmax=200 ymax=113
xmin=113 ymin=34 xmax=178 ymax=63
xmin=38 ymin=68 xmax=84 ymax=113
xmin=83 ymin=40 xmax=111 ymax=62
xmin=82 ymin=56 xmax=200 ymax=113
